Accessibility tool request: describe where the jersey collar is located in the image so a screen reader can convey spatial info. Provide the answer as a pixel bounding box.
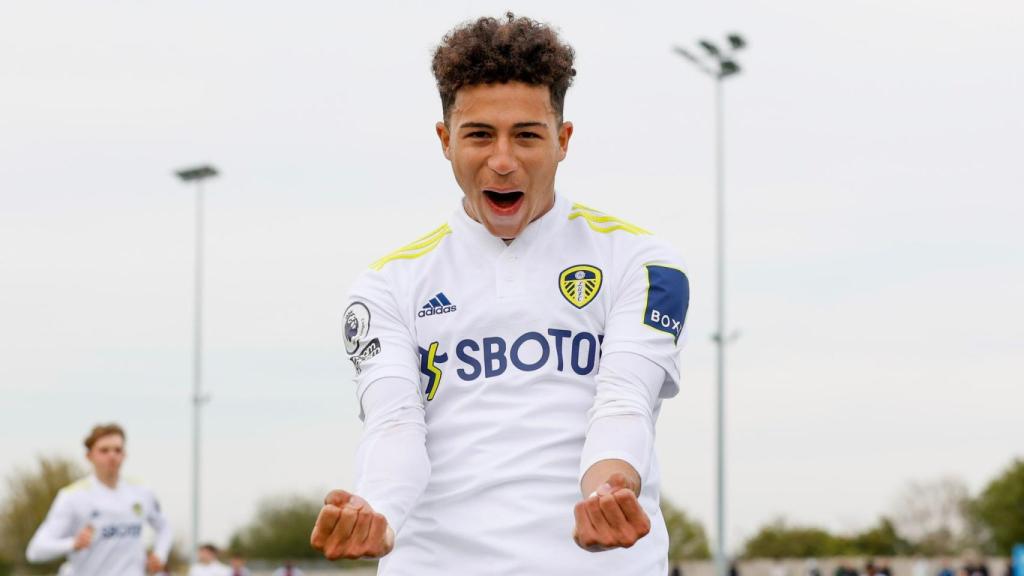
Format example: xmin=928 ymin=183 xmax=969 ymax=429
xmin=90 ymin=473 xmax=122 ymax=492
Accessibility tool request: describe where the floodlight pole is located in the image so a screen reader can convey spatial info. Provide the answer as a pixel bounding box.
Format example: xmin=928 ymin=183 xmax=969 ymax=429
xmin=174 ymin=164 xmax=218 ymax=563
xmin=713 ymin=72 xmax=727 ymax=576
xmin=674 ymin=36 xmax=745 ymax=576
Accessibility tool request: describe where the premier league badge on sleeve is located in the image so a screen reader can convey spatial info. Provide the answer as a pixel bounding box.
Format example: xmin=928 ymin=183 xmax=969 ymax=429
xmin=559 ymin=265 xmax=602 ymax=309
xmin=344 ymin=301 xmax=381 ymax=373
xmin=343 ymin=302 xmax=372 ymax=355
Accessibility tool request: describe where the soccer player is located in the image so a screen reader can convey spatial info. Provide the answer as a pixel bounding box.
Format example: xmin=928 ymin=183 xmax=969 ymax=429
xmin=310 ymin=13 xmax=690 ymax=575
xmin=27 ymin=423 xmax=172 ymax=576
xmin=187 ymin=544 xmax=231 ymax=576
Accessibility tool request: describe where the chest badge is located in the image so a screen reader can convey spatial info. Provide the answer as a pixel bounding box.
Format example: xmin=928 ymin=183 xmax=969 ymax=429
xmin=559 ymin=265 xmax=602 ymax=309
xmin=132 ymin=502 xmax=143 ymax=517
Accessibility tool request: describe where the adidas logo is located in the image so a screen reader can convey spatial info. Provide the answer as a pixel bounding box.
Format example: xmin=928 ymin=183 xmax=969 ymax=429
xmin=418 ymin=292 xmax=457 ymax=318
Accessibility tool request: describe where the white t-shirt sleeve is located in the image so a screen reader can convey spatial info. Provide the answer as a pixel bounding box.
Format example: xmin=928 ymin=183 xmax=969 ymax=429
xmin=353 ymin=375 xmax=430 ymax=533
xmin=580 ymin=242 xmax=691 ymax=486
xmin=579 ymin=352 xmax=666 ymax=484
xmin=600 ymin=245 xmax=690 ymax=398
xmin=344 ymin=269 xmax=430 ymax=533
xmin=146 ymin=490 xmax=173 ymax=562
xmin=344 ymin=270 xmax=421 ymax=404
xmin=26 ymin=490 xmax=77 ymax=563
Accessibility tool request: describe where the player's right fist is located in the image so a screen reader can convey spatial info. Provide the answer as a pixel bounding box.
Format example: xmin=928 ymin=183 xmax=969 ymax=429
xmin=73 ymin=525 xmax=94 ymax=550
xmin=310 ymin=489 xmax=394 ymax=560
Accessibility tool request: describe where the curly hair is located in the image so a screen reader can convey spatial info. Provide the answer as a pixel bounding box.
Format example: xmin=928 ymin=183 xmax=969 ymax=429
xmin=431 ymin=13 xmax=576 ymax=124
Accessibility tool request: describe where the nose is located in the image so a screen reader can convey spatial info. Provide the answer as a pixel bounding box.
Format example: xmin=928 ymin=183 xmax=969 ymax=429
xmin=487 ymin=138 xmax=518 ymax=175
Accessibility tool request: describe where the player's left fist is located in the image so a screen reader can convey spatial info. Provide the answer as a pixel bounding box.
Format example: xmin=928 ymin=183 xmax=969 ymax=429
xmin=572 ymin=472 xmax=651 ymax=552
xmin=145 ymin=552 xmax=164 ymax=574
xmin=310 ymin=489 xmax=394 ymax=560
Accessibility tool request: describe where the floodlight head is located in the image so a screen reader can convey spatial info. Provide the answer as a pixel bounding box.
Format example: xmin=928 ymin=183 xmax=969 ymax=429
xmin=719 ymin=60 xmax=741 ymax=78
xmin=673 ymin=45 xmax=700 ymax=63
xmin=699 ymin=39 xmax=721 ymax=57
xmin=727 ymin=34 xmax=746 ymax=50
xmin=175 ymin=165 xmax=219 ymax=182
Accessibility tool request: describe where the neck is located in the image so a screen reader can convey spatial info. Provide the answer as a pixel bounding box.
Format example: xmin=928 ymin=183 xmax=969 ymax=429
xmin=95 ymin=471 xmax=118 ymax=488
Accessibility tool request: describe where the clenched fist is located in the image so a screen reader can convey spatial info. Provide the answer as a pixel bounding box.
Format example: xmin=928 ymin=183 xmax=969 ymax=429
xmin=73 ymin=525 xmax=94 ymax=551
xmin=572 ymin=472 xmax=651 ymax=552
xmin=146 ymin=552 xmax=164 ymax=574
xmin=310 ymin=490 xmax=394 ymax=560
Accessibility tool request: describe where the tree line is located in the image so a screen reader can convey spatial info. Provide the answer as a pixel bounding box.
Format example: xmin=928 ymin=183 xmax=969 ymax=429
xmin=742 ymin=459 xmax=1024 ymax=559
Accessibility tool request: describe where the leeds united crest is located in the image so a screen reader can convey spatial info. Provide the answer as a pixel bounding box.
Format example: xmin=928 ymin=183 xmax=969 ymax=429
xmin=559 ymin=265 xmax=602 ymax=309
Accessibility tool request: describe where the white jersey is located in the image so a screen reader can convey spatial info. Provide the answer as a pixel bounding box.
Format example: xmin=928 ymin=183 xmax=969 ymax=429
xmin=188 ymin=561 xmax=232 ymax=576
xmin=26 ymin=475 xmax=172 ymax=576
xmin=345 ymin=195 xmax=689 ymax=575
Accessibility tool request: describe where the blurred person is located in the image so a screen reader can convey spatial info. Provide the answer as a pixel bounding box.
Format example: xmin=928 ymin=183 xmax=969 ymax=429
xmin=670 ymin=564 xmax=683 ymax=576
xmin=228 ymin=553 xmax=251 ymax=576
xmin=310 ymin=11 xmax=690 ymax=576
xmin=938 ymin=560 xmax=957 ymax=576
xmin=26 ymin=423 xmax=172 ymax=576
xmin=732 ymin=562 xmax=742 ymax=576
xmin=964 ymin=560 xmax=990 ymax=576
xmin=188 ymin=544 xmax=229 ymax=576
xmin=914 ymin=558 xmax=932 ymax=576
xmin=807 ymin=559 xmax=822 ymax=576
xmin=880 ymin=561 xmax=893 ymax=576
xmin=271 ymin=560 xmax=305 ymax=576
xmin=772 ymin=560 xmax=788 ymax=576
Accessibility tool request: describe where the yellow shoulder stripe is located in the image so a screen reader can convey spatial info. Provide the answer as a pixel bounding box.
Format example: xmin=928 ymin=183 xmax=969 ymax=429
xmin=370 ymin=223 xmax=451 ymax=270
xmin=569 ymin=203 xmax=650 ymax=235
xmin=64 ymin=477 xmax=91 ymax=492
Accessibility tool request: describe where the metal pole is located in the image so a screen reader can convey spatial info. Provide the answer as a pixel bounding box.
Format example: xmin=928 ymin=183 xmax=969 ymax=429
xmin=714 ymin=75 xmax=727 ymax=576
xmin=191 ymin=180 xmax=204 ymax=562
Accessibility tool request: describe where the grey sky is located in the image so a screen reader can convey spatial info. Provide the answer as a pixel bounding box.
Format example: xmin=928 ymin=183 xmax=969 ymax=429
xmin=1 ymin=0 xmax=1021 ymax=552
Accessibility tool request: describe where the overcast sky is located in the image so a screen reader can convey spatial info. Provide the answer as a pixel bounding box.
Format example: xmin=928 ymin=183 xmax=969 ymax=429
xmin=1 ymin=0 xmax=1021 ymax=553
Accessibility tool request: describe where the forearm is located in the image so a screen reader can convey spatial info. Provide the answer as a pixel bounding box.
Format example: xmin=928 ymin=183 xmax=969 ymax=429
xmin=354 ymin=376 xmax=430 ymax=533
xmin=26 ymin=532 xmax=74 ymax=563
xmin=151 ymin=518 xmax=173 ymax=562
xmin=578 ymin=352 xmax=664 ymax=495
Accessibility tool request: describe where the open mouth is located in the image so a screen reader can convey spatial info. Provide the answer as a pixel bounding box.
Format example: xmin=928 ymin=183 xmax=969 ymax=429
xmin=483 ymin=189 xmax=525 ymax=212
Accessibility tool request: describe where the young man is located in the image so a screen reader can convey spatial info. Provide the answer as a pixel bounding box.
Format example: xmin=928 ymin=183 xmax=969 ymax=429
xmin=228 ymin=553 xmax=252 ymax=576
xmin=310 ymin=13 xmax=690 ymax=575
xmin=187 ymin=544 xmax=230 ymax=576
xmin=27 ymin=423 xmax=173 ymax=576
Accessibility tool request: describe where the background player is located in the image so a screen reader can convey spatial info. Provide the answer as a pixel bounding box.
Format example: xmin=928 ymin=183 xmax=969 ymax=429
xmin=187 ymin=543 xmax=231 ymax=576
xmin=27 ymin=423 xmax=172 ymax=576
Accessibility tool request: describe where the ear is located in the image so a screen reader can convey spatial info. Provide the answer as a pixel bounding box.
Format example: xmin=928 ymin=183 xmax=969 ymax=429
xmin=557 ymin=121 xmax=573 ymax=161
xmin=436 ymin=122 xmax=451 ymax=160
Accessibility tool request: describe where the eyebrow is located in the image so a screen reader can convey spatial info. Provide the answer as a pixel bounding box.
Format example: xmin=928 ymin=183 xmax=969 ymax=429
xmin=459 ymin=121 xmax=549 ymax=130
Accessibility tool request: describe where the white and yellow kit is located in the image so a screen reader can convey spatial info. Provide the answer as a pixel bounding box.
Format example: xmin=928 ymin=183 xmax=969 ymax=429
xmin=27 ymin=475 xmax=172 ymax=576
xmin=344 ymin=194 xmax=690 ymax=575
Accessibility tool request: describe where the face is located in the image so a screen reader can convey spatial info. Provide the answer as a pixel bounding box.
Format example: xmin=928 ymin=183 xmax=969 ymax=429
xmin=86 ymin=434 xmax=124 ymax=478
xmin=436 ymin=82 xmax=573 ymax=240
xmin=198 ymin=548 xmax=217 ymax=564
